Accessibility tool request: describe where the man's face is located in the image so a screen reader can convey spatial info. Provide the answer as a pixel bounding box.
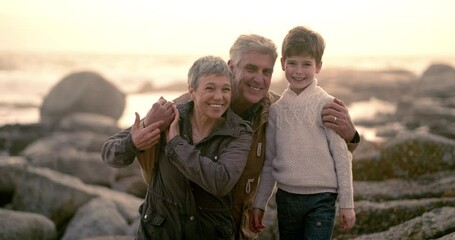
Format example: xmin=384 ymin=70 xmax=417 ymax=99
xmin=230 ymin=51 xmax=275 ymax=106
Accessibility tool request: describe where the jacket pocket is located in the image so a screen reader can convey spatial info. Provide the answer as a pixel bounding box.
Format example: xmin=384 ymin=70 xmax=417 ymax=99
xmin=144 ymin=212 xmax=165 ymax=226
xmin=140 ymin=205 xmax=166 ymax=239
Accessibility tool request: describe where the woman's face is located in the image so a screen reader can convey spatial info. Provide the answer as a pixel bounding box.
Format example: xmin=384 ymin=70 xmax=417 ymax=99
xmin=190 ymin=74 xmax=231 ymax=120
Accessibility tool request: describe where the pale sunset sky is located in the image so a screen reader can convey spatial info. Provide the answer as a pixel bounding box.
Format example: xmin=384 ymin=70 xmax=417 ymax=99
xmin=1 ymin=0 xmax=454 ymax=57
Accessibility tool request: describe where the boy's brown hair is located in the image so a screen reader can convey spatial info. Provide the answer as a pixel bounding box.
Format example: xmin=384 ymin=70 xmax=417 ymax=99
xmin=281 ymin=26 xmax=326 ymax=64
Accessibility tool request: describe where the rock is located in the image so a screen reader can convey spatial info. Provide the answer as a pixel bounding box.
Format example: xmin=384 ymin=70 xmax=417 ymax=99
xmin=0 ymin=208 xmax=57 ymax=240
xmin=353 ymin=131 xmax=455 ymax=180
xmin=111 ymin=175 xmax=147 ymax=198
xmin=21 ymin=131 xmax=116 ymax=186
xmin=82 ymin=237 xmax=134 ymax=240
xmin=352 ymin=207 xmax=455 ymax=240
xmin=396 ymin=97 xmax=455 ymax=139
xmin=33 ymin=149 xmax=116 ymax=186
xmin=256 ymin=193 xmax=455 ymax=239
xmin=0 ymin=123 xmax=45 ymax=156
xmin=436 ymin=232 xmax=455 ymax=240
xmin=22 ymin=131 xmax=108 ymax=162
xmin=0 ymin=157 xmax=27 ymax=196
xmin=5 ymin=65 xmax=455 ymax=239
xmin=8 ymin=164 xmax=142 ymax=235
xmin=135 ymin=81 xmax=155 ymax=93
xmin=40 ymin=71 xmax=126 ymax=128
xmin=15 ymin=130 xmax=146 ymax=203
xmin=62 ymin=198 xmax=129 ymax=240
xmin=305 ymin=68 xmax=416 ymax=105
xmin=336 ymin=198 xmax=455 ymax=238
xmin=416 ymin=64 xmax=455 ymax=99
xmin=354 ymin=172 xmax=455 ymax=201
xmin=58 ymin=113 xmax=121 ymax=135
xmin=11 ymin=167 xmax=96 ymax=229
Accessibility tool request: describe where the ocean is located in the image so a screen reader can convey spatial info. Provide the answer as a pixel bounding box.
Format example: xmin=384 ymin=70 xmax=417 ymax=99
xmin=1 ymin=51 xmax=454 ymax=141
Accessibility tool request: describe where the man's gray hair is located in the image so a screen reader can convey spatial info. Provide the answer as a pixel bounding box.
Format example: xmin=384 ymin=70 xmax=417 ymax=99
xmin=229 ymin=34 xmax=278 ymax=66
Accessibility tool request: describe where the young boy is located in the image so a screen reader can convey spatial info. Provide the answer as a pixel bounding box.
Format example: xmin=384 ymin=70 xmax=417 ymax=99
xmin=249 ymin=26 xmax=356 ymax=239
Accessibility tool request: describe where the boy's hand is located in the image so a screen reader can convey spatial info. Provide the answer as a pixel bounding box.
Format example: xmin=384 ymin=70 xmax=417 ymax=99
xmin=249 ymin=208 xmax=265 ymax=233
xmin=339 ymin=208 xmax=356 ymax=232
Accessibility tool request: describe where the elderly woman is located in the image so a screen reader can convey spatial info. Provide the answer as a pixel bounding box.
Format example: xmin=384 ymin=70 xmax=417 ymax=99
xmin=101 ymin=55 xmax=253 ymax=239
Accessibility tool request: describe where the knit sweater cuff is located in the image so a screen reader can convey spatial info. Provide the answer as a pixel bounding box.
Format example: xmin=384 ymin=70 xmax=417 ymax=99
xmin=339 ymin=193 xmax=354 ymax=209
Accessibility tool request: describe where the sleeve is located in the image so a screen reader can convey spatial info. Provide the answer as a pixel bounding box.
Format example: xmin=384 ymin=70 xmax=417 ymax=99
xmin=347 ymin=131 xmax=361 ymax=152
xmin=325 ymin=121 xmax=354 ymax=209
xmin=100 ymin=127 xmax=141 ymax=168
xmin=165 ymin=127 xmax=253 ymax=197
xmin=253 ymin=105 xmax=278 ymax=210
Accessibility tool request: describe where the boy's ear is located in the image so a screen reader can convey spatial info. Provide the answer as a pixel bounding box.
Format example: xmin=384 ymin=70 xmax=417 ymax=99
xmin=316 ymin=61 xmax=323 ymax=74
xmin=280 ymin=57 xmax=285 ymax=71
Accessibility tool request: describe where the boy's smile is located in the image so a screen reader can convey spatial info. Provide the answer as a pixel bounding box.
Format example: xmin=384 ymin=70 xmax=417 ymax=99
xmin=281 ymin=54 xmax=322 ymax=95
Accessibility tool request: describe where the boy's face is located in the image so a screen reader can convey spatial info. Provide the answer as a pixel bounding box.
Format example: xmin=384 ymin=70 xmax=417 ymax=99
xmin=281 ymin=54 xmax=322 ymax=95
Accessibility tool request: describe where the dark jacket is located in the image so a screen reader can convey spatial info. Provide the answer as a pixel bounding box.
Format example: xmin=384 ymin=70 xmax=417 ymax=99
xmin=101 ymin=101 xmax=252 ymax=239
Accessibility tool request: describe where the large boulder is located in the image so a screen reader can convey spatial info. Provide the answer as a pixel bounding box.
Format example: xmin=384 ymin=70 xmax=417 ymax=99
xmin=0 ymin=208 xmax=57 ymax=240
xmin=40 ymin=71 xmax=125 ymax=128
xmin=353 ymin=131 xmax=455 ymax=181
xmin=353 ymin=207 xmax=455 ymax=240
xmin=9 ymin=165 xmax=142 ymax=233
xmin=58 ymin=112 xmax=121 ymax=135
xmin=61 ymin=198 xmax=128 ymax=240
xmin=21 ymin=131 xmax=116 ymax=186
xmin=416 ymin=63 xmax=455 ymax=99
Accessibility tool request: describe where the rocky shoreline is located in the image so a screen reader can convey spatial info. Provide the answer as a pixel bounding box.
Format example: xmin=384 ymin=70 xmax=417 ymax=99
xmin=1 ymin=64 xmax=455 ymax=239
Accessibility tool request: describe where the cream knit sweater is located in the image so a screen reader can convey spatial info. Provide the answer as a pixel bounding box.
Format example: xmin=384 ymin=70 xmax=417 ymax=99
xmin=253 ymin=79 xmax=354 ymax=210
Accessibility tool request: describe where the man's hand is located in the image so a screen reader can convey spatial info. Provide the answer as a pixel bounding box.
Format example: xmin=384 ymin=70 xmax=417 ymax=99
xmin=143 ymin=97 xmax=175 ymax=132
xmin=249 ymin=208 xmax=265 ymax=233
xmin=131 ymin=112 xmax=163 ymax=151
xmin=321 ymin=98 xmax=356 ymax=142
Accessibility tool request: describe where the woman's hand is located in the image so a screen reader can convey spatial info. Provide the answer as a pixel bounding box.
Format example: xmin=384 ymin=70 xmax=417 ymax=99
xmin=165 ymin=104 xmax=180 ymax=143
xmin=144 ymin=97 xmax=175 ymax=132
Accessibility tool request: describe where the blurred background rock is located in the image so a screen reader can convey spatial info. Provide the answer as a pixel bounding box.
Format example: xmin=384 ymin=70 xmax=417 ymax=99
xmin=1 ymin=62 xmax=454 ymax=239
